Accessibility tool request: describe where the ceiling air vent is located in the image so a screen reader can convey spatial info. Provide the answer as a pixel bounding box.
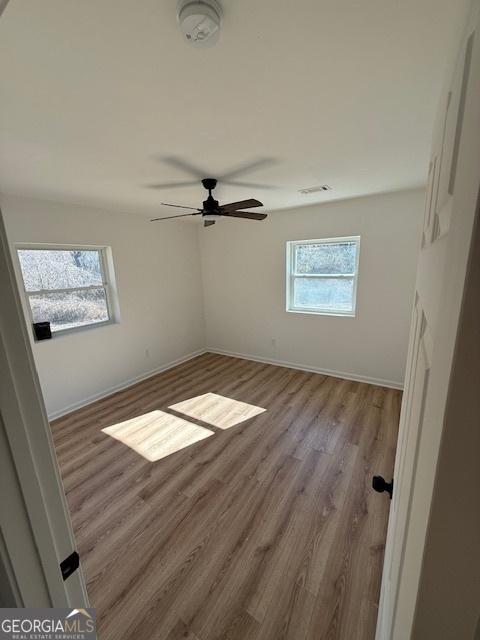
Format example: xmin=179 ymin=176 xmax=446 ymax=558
xmin=298 ymin=185 xmax=331 ymax=195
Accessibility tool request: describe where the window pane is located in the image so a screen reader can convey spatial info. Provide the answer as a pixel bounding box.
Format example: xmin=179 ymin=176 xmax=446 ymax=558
xmin=293 ymin=277 xmax=354 ymax=312
xmin=29 ymin=288 xmax=109 ymax=332
xmin=18 ymin=249 xmax=103 ymax=291
xmin=294 ymin=242 xmax=357 ymax=275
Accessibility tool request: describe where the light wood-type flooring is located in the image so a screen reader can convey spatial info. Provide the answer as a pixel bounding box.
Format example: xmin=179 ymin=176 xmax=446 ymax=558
xmin=51 ymin=353 xmax=400 ymax=640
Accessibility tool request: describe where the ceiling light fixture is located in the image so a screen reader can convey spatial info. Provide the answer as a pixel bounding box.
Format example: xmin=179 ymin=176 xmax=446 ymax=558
xmin=177 ymin=0 xmax=223 ymax=49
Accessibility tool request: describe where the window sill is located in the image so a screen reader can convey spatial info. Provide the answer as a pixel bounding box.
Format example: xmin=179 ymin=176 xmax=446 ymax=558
xmin=34 ymin=319 xmax=117 ymax=342
xmin=286 ymin=308 xmax=356 ymax=318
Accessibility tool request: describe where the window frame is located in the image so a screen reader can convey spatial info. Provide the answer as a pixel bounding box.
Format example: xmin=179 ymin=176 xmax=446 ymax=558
xmin=286 ymin=236 xmax=361 ymax=317
xmin=16 ymin=243 xmax=117 ymax=339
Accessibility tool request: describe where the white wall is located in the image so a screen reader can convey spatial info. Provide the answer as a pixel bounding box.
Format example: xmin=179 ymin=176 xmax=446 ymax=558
xmin=200 ymin=189 xmax=423 ymax=387
xmin=1 ymin=194 xmax=205 ymax=418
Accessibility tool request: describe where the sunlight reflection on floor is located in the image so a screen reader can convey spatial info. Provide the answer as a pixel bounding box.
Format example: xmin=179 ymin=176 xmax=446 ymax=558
xmin=169 ymin=392 xmax=266 ymax=430
xmin=102 ymin=410 xmax=213 ymax=461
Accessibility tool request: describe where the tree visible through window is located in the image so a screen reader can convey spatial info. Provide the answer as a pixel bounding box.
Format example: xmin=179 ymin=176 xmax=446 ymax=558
xmin=17 ymin=247 xmax=113 ymax=334
xmin=286 ymin=237 xmax=360 ymax=315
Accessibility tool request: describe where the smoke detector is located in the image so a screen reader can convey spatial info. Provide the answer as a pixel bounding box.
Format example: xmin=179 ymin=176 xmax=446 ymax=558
xmin=177 ymin=0 xmax=223 ymax=48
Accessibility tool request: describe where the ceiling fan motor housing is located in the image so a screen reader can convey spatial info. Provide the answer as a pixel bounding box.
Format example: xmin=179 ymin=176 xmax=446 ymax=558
xmin=177 ymin=0 xmax=222 ymax=48
xmin=203 ymin=194 xmax=219 ymax=213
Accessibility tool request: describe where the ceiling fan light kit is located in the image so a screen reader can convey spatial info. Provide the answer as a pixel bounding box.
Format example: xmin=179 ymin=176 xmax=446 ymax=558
xmin=177 ymin=0 xmax=223 ymax=48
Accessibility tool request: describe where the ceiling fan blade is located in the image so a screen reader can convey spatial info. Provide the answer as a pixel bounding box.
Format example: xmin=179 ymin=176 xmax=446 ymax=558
xmin=221 ymin=211 xmax=268 ymax=220
xmin=150 ymin=212 xmax=201 ymax=221
xmin=220 ymin=198 xmax=263 ymax=212
xmin=221 ymin=180 xmax=278 ymax=190
xmin=147 ymin=180 xmax=199 ymax=189
xmin=204 ymin=220 xmax=216 ymax=227
xmin=219 ymin=158 xmax=275 ymax=181
xmin=161 ymin=156 xmax=209 ymax=179
xmin=160 ymin=203 xmax=203 ymax=211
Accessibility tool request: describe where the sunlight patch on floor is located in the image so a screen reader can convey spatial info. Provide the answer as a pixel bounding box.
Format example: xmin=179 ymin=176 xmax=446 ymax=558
xmin=169 ymin=392 xmax=266 ymax=430
xmin=101 ymin=410 xmax=213 ymax=461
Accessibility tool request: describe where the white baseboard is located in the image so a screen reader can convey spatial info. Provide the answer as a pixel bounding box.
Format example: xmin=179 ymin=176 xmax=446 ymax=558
xmin=206 ymin=347 xmax=404 ymax=390
xmin=49 ymin=346 xmax=403 ymax=420
xmin=48 ymin=348 xmax=207 ymax=420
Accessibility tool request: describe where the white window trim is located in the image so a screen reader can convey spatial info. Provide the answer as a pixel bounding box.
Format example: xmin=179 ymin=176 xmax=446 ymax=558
xmin=15 ymin=243 xmax=118 ymax=339
xmin=286 ymin=236 xmax=361 ymax=317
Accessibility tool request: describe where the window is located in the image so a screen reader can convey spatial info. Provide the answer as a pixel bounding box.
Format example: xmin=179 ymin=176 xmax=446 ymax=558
xmin=286 ymin=236 xmax=360 ymax=316
xmin=17 ymin=245 xmax=116 ymax=336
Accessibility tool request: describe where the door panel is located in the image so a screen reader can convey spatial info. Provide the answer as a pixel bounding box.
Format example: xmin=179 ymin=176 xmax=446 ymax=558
xmin=377 ymin=302 xmax=431 ymax=637
xmin=389 ymin=309 xmax=431 ymax=632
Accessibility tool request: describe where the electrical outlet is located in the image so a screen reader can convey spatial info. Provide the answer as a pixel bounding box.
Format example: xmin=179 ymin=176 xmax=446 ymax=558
xmin=271 ymin=338 xmax=277 ymax=347
xmin=145 ymin=348 xmax=150 ymax=359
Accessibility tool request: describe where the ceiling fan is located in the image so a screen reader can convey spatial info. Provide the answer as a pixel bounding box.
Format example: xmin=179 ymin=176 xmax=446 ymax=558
xmin=150 ymin=178 xmax=268 ymax=227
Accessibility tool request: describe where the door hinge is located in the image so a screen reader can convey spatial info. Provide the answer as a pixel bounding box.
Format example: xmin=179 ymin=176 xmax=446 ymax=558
xmin=60 ymin=551 xmax=79 ymax=581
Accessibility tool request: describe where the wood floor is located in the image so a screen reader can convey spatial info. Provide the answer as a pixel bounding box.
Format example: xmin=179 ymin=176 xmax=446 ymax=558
xmin=51 ymin=353 xmax=400 ymax=640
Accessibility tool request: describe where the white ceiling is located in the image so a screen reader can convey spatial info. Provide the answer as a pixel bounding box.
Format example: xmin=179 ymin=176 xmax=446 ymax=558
xmin=0 ymin=0 xmax=471 ymax=216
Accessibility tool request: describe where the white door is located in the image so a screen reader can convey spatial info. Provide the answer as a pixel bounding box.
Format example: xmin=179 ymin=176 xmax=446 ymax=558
xmin=376 ymin=4 xmax=480 ymax=638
